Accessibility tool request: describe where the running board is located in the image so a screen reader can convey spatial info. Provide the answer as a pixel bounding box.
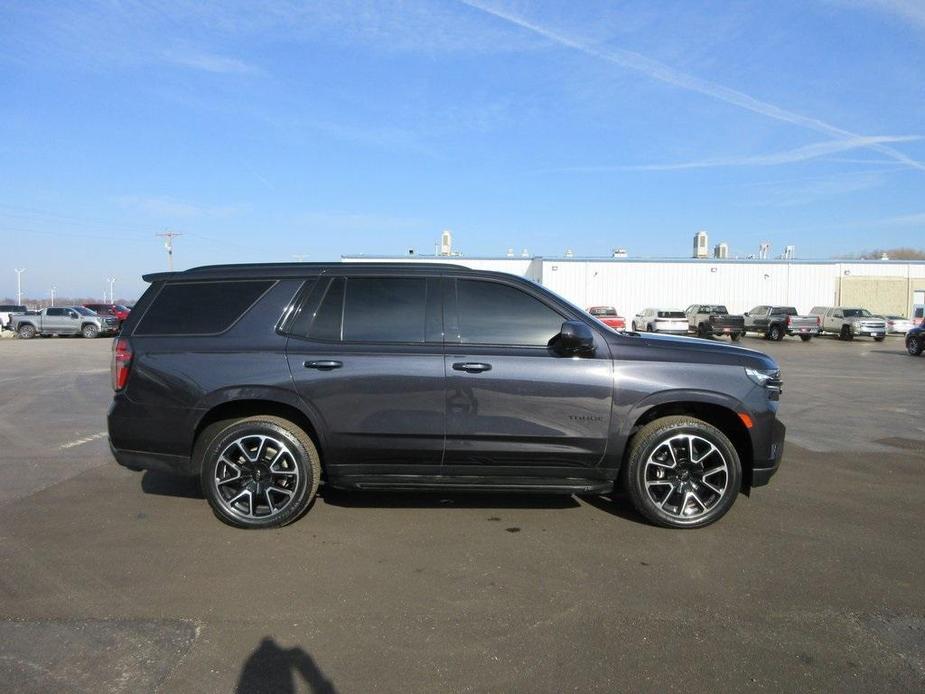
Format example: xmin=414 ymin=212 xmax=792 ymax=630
xmin=336 ymin=476 xmax=613 ymax=495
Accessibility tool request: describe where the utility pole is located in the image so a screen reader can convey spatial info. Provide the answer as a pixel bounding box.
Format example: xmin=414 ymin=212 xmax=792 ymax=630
xmin=156 ymin=231 xmax=182 ymax=271
xmin=14 ymin=268 xmax=25 ymax=305
xmin=50 ymin=286 xmax=56 ymax=307
xmin=107 ymin=277 xmax=116 ymax=304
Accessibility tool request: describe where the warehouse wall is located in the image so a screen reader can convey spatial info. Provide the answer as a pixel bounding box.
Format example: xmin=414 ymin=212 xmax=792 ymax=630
xmin=343 ymin=256 xmax=925 ymax=319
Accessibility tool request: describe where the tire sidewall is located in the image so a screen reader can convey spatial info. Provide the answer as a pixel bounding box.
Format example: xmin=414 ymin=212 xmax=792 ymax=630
xmin=82 ymin=324 xmax=99 ymax=339
xmin=200 ymin=419 xmax=314 ymax=529
xmin=18 ymin=325 xmax=35 ymax=339
xmin=908 ymin=336 xmax=923 ymax=356
xmin=626 ymin=420 xmax=742 ymax=528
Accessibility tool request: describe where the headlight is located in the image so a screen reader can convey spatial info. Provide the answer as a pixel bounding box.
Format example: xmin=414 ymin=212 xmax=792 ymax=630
xmin=745 ymin=367 xmax=782 ymax=399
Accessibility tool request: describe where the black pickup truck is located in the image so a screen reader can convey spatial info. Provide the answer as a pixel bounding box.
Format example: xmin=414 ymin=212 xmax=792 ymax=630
xmin=685 ymin=304 xmax=745 ymax=341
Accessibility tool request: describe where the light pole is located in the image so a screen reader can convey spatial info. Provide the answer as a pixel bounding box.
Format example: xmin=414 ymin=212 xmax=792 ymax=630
xmin=156 ymin=231 xmax=182 ymax=271
xmin=14 ymin=268 xmax=25 ymax=305
xmin=50 ymin=286 xmax=56 ymax=307
xmin=107 ymin=277 xmax=116 ymax=304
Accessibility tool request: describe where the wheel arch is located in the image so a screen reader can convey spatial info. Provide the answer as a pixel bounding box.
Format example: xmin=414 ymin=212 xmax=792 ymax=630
xmin=190 ymin=392 xmax=325 ymax=475
xmin=621 ymin=397 xmax=755 ymax=491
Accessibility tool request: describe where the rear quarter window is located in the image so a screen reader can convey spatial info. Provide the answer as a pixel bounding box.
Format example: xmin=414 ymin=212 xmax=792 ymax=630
xmin=134 ymin=280 xmax=274 ymax=335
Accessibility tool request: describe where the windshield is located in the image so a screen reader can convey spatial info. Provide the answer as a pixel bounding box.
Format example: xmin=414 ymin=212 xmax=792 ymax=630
xmin=73 ymin=307 xmax=95 ymax=316
xmin=843 ymin=309 xmax=872 ymax=318
xmin=771 ymin=307 xmax=797 ymax=316
xmin=589 ymin=307 xmax=617 ymax=316
xmin=706 ymin=305 xmax=728 ymax=314
xmin=658 ymin=311 xmax=685 ymax=319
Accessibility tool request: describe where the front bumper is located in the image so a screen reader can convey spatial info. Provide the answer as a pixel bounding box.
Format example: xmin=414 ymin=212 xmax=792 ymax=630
xmin=751 ymin=417 xmax=785 ymax=486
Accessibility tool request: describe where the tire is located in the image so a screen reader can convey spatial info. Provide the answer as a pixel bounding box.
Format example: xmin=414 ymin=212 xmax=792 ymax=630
xmin=631 ymin=321 xmax=638 ymax=332
xmin=697 ymin=323 xmax=709 ymax=338
xmin=17 ymin=324 xmax=36 ymax=339
xmin=840 ymin=325 xmax=853 ymax=341
xmin=908 ymin=336 xmax=923 ymax=356
xmin=768 ymin=324 xmax=784 ymax=342
xmin=81 ymin=323 xmax=99 ymax=339
xmin=730 ymin=332 xmax=742 ymax=342
xmin=799 ymin=334 xmax=812 ymax=342
xmin=873 ymin=336 xmax=885 ymax=342
xmin=622 ymin=415 xmax=742 ymax=529
xmin=199 ymin=416 xmax=321 ymax=529
xmin=648 ymin=323 xmax=655 ymax=333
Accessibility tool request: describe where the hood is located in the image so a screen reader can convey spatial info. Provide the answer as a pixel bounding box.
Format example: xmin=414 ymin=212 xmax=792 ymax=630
xmin=605 ymin=330 xmax=778 ymax=370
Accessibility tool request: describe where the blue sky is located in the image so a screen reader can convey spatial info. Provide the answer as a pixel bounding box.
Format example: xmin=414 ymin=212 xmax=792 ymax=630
xmin=2 ymin=0 xmax=924 ymax=299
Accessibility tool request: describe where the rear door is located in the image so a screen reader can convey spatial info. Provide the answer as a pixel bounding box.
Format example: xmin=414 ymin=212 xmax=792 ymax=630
xmin=443 ymin=277 xmax=613 ymax=476
xmin=43 ymin=308 xmax=70 ymax=332
xmin=286 ymin=274 xmax=446 ymax=474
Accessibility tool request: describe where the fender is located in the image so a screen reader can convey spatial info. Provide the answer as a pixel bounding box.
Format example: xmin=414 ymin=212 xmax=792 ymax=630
xmin=617 ymin=387 xmax=747 ymax=440
xmin=187 ymin=384 xmax=329 ymax=452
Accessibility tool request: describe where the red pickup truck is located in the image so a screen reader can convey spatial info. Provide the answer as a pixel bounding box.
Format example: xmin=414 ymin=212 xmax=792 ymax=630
xmin=587 ymin=306 xmax=625 ymax=330
xmin=83 ymin=304 xmax=131 ymax=328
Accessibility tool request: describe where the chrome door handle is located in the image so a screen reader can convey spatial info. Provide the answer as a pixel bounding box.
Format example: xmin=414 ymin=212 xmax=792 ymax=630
xmin=304 ymin=360 xmax=342 ymax=370
xmin=452 ymin=362 xmax=492 ymax=373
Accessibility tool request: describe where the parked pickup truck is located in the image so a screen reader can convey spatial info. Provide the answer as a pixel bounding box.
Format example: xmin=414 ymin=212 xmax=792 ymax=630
xmin=684 ymin=304 xmax=745 ymax=341
xmin=586 ymin=306 xmax=625 ymax=330
xmin=809 ymin=306 xmax=887 ymax=341
xmin=743 ymin=306 xmax=819 ymax=342
xmin=11 ymin=306 xmax=118 ymax=339
xmin=0 ymin=304 xmax=27 ymax=330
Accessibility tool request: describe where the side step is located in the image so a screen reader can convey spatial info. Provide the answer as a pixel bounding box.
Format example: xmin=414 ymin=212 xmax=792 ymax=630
xmin=336 ymin=475 xmax=613 ymax=495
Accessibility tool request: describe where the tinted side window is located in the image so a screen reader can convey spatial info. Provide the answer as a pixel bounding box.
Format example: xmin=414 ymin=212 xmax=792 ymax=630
xmin=456 ymin=279 xmax=564 ymax=346
xmin=47 ymin=308 xmax=65 ymax=316
xmin=343 ymin=278 xmax=427 ymax=343
xmin=309 ymin=277 xmax=345 ymax=341
xmin=135 ymin=280 xmax=273 ymax=335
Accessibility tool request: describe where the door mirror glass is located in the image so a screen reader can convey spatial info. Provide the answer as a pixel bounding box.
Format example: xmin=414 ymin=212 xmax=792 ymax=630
xmin=556 ymin=320 xmax=595 ymax=355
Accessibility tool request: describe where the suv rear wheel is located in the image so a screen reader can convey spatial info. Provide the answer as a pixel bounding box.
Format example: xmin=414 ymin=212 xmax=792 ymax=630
xmin=198 ymin=416 xmax=321 ymax=529
xmin=907 ymin=335 xmax=922 ymax=356
xmin=622 ymin=416 xmax=742 ymax=528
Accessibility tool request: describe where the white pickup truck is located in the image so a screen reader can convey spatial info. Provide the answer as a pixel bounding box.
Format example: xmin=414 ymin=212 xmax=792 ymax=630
xmin=0 ymin=304 xmax=27 ymax=330
xmin=11 ymin=306 xmax=118 ymax=339
xmin=809 ymin=306 xmax=887 ymax=341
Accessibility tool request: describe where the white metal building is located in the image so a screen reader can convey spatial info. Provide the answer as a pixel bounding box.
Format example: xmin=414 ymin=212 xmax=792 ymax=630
xmin=343 ymin=255 xmax=925 ymax=321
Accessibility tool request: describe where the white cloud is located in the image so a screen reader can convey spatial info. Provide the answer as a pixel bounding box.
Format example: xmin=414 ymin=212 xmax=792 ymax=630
xmin=548 ymin=135 xmax=921 ymax=172
xmin=461 ymin=0 xmax=925 ymax=171
xmin=162 ymin=50 xmax=261 ymax=75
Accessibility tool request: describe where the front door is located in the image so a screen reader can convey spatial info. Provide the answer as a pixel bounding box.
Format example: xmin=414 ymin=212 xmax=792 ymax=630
xmin=286 ymin=275 xmax=446 ymax=475
xmin=443 ymin=277 xmax=613 ymax=476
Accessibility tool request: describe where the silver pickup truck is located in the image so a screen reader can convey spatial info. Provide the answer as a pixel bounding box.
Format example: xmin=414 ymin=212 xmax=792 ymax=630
xmin=809 ymin=306 xmax=887 ymax=341
xmin=11 ymin=306 xmax=118 ymax=339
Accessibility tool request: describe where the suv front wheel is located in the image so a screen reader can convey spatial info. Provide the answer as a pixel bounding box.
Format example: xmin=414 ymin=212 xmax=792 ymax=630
xmin=198 ymin=416 xmax=321 ymax=529
xmin=622 ymin=416 xmax=742 ymax=528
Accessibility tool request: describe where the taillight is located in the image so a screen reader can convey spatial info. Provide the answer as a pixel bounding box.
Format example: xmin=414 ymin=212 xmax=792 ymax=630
xmin=786 ymin=315 xmax=791 ymax=326
xmin=816 ymin=316 xmax=821 ymax=326
xmin=112 ymin=337 xmax=133 ymax=391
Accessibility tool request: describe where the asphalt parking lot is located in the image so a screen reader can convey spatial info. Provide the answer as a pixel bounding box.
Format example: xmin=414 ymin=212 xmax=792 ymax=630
xmin=1 ymin=334 xmax=923 ymax=693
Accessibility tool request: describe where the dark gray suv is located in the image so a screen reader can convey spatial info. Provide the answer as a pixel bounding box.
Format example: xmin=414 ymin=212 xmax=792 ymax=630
xmin=108 ymin=262 xmax=785 ymax=529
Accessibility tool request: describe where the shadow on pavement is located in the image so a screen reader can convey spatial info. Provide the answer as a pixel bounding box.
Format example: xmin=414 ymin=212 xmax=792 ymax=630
xmin=578 ymin=492 xmax=651 ymax=525
xmin=237 ymin=637 xmax=336 ymax=694
xmin=141 ymin=470 xmax=203 ymax=499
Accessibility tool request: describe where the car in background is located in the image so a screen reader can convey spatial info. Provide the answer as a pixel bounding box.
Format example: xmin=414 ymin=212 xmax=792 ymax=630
xmin=743 ymin=306 xmax=819 ymax=342
xmin=11 ymin=306 xmax=118 ymax=339
xmin=809 ymin=306 xmax=887 ymax=341
xmin=83 ymin=303 xmax=131 ymax=328
xmin=631 ymin=308 xmax=689 ymax=335
xmin=907 ymin=323 xmax=924 ymax=356
xmin=684 ymin=304 xmax=745 ymax=341
xmin=0 ymin=304 xmax=27 ymax=330
xmin=876 ymin=315 xmax=915 ymax=334
xmin=586 ymin=306 xmax=625 ymax=330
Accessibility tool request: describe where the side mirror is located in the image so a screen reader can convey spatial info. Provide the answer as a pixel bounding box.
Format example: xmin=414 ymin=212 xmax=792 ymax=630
xmin=556 ymin=320 xmax=595 ymax=355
